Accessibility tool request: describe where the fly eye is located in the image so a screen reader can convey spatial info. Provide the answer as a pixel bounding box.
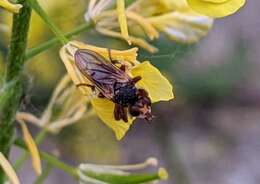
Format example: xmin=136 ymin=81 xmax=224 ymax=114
xmin=142 ymin=97 xmax=151 ymax=106
xmin=137 ymin=89 xmax=148 ymax=96
xmin=129 ymin=106 xmax=140 ymax=117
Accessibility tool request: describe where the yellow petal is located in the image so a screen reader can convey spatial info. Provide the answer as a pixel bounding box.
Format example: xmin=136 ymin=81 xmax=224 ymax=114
xmin=167 ymin=0 xmax=191 ymax=10
xmin=68 ymin=41 xmax=138 ymax=64
xmin=20 ymin=121 xmax=42 ymax=175
xmin=91 ymin=98 xmax=134 ymax=140
xmin=127 ymin=0 xmax=176 ymax=16
xmin=149 ymin=11 xmax=213 ymax=44
xmin=187 ymin=0 xmax=246 ymax=18
xmin=0 ymin=0 xmax=22 ymax=13
xmin=116 ymin=0 xmax=131 ymax=44
xmin=0 ymin=152 xmax=20 ymax=184
xmin=131 ymin=61 xmax=174 ymax=103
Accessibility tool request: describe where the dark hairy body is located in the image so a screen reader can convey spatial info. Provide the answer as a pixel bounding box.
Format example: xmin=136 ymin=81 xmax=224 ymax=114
xmin=74 ymin=49 xmax=152 ymax=122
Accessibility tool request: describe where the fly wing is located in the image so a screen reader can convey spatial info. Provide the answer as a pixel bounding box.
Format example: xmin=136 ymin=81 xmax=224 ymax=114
xmin=74 ymin=49 xmax=130 ymax=99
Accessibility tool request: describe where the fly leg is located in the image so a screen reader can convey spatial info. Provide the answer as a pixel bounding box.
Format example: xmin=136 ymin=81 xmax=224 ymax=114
xmin=122 ymin=107 xmax=128 ymax=122
xmin=76 ymin=83 xmax=95 ymax=92
xmin=108 ymin=48 xmax=128 ymax=72
xmin=108 ymin=48 xmax=120 ymax=64
xmin=132 ymin=76 xmax=142 ymax=84
xmin=114 ymin=103 xmax=121 ymax=121
xmin=119 ymin=65 xmax=126 ymax=72
xmin=114 ymin=104 xmax=128 ymax=122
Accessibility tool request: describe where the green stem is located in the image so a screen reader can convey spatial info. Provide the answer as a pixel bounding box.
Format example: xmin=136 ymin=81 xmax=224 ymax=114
xmin=14 ymin=139 xmax=78 ymax=178
xmin=0 ymin=0 xmax=31 ymax=183
xmin=84 ymin=171 xmax=161 ymax=184
xmin=27 ymin=0 xmax=68 ymax=44
xmin=25 ymin=21 xmax=94 ymax=60
xmin=33 ymin=164 xmax=53 ymax=184
xmin=40 ymin=152 xmax=77 ymax=179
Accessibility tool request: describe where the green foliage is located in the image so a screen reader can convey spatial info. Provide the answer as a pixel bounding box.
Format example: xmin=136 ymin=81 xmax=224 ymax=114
xmin=0 ymin=0 xmax=31 ymax=182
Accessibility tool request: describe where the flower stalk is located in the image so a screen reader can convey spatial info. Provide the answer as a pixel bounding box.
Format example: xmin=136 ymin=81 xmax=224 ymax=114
xmin=78 ymin=159 xmax=168 ymax=184
xmin=33 ymin=164 xmax=53 ymax=184
xmin=14 ymin=139 xmax=78 ymax=179
xmin=27 ymin=0 xmax=68 ymax=44
xmin=0 ymin=0 xmax=31 ymax=182
xmin=25 ymin=22 xmax=94 ymax=60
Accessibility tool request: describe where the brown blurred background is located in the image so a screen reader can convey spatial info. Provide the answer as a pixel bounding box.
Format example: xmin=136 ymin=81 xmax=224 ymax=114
xmin=1 ymin=0 xmax=260 ymax=183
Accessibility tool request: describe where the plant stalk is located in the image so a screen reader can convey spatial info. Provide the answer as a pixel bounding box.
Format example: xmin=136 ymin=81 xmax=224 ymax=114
xmin=0 ymin=0 xmax=31 ymax=183
xmin=33 ymin=164 xmax=53 ymax=184
xmin=27 ymin=0 xmax=68 ymax=44
xmin=14 ymin=139 xmax=78 ymax=178
xmin=25 ymin=21 xmax=94 ymax=60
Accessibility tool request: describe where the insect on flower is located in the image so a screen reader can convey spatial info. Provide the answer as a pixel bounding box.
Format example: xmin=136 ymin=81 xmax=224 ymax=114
xmin=74 ymin=49 xmax=153 ymax=122
xmin=60 ymin=41 xmax=174 ymax=139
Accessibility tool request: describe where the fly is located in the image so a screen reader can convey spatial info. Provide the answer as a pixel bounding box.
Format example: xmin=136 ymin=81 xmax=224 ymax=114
xmin=74 ymin=49 xmax=152 ymax=122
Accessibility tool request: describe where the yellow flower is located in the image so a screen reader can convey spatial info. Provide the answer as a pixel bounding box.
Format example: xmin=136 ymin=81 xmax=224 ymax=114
xmin=0 ymin=0 xmax=22 ymax=13
xmin=60 ymin=41 xmax=174 ymax=140
xmin=87 ymin=0 xmax=161 ymax=52
xmin=149 ymin=1 xmax=214 ymax=43
xmin=187 ymin=0 xmax=246 ymax=18
xmin=91 ymin=0 xmax=214 ymax=52
xmin=150 ymin=14 xmax=213 ymax=44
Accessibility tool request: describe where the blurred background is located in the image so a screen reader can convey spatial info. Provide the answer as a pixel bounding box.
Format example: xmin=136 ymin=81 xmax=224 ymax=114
xmin=1 ymin=0 xmax=260 ymax=183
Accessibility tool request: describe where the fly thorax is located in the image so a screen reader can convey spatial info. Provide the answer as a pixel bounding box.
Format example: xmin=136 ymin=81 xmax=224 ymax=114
xmin=114 ymin=84 xmax=138 ymax=107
